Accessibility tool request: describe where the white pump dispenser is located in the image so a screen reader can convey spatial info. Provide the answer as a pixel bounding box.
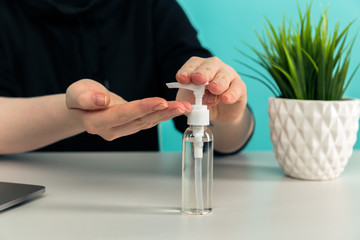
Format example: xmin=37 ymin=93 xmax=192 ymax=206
xmin=167 ymin=82 xmax=213 ymax=215
xmin=166 ymin=82 xmax=209 ymax=158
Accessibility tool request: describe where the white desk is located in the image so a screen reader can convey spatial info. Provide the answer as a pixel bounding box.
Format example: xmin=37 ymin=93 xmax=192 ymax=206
xmin=0 ymin=151 xmax=359 ymax=240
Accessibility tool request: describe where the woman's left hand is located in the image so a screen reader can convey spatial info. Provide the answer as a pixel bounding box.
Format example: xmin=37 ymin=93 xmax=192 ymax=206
xmin=175 ymin=56 xmax=247 ymax=123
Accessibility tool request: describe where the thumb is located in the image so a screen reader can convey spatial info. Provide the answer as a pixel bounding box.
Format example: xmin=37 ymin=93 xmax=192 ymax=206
xmin=66 ymin=79 xmax=111 ymax=110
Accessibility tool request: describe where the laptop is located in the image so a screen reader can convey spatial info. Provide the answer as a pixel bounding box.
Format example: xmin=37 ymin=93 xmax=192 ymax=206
xmin=0 ymin=182 xmax=45 ymax=212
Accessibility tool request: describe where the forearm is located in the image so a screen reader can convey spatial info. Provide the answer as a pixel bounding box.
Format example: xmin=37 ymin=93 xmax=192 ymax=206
xmin=210 ymin=106 xmax=254 ymax=154
xmin=0 ymin=94 xmax=84 ymax=154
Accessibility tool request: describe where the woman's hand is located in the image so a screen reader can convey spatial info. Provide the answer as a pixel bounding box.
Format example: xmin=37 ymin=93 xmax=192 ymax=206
xmin=175 ymin=57 xmax=253 ymax=154
xmin=66 ymin=79 xmax=191 ymax=141
xmin=175 ymin=56 xmax=247 ymax=123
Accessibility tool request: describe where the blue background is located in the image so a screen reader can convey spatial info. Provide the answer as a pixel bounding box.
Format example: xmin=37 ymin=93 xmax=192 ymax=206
xmin=159 ymin=0 xmax=360 ymax=152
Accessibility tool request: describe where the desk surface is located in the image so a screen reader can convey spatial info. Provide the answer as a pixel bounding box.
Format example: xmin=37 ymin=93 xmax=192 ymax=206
xmin=0 ymin=151 xmax=359 ymax=240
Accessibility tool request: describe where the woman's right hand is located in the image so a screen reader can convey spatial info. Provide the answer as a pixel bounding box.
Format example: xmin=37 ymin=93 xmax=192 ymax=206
xmin=66 ymin=79 xmax=191 ymax=141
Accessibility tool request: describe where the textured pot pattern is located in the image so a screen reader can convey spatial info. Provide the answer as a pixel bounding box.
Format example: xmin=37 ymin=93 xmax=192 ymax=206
xmin=268 ymin=98 xmax=360 ymax=180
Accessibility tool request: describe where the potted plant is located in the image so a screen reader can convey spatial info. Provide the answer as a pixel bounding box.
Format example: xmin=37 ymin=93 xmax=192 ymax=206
xmin=238 ymin=3 xmax=360 ymax=180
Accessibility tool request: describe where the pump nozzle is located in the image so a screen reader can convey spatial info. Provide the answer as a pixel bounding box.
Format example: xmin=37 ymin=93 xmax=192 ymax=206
xmin=166 ymin=82 xmax=206 ymax=106
xmin=166 ymin=82 xmax=209 ymax=127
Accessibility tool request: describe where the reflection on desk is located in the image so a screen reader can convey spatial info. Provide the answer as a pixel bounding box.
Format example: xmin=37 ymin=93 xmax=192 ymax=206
xmin=0 ymin=151 xmax=359 ymax=240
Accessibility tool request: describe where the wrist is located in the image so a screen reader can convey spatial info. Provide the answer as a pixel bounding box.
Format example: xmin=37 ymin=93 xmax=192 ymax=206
xmin=58 ymin=94 xmax=86 ymax=136
xmin=210 ymin=105 xmax=254 ymax=154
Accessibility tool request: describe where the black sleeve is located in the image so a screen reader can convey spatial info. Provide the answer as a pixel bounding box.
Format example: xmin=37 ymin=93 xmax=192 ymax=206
xmin=0 ymin=2 xmax=21 ymax=97
xmin=0 ymin=48 xmax=16 ymax=97
xmin=152 ymin=0 xmax=212 ymax=133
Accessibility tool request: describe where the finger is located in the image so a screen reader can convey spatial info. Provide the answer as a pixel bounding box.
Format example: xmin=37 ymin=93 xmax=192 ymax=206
xmin=139 ymin=101 xmax=191 ymax=123
xmin=75 ymin=97 xmax=167 ymax=134
xmin=106 ymin=97 xmax=170 ymax=125
xmin=203 ymin=90 xmax=220 ymax=106
xmin=181 ymin=101 xmax=192 ymax=111
xmin=101 ymin=120 xmax=157 ymax=141
xmin=221 ymin=76 xmax=246 ymax=104
xmin=175 ymin=57 xmax=204 ymax=84
xmin=98 ymin=98 xmax=189 ymax=130
xmin=124 ymin=100 xmax=190 ymax=125
xmin=207 ymin=66 xmax=236 ymax=95
xmin=100 ymin=101 xmax=189 ymax=140
xmin=190 ymin=57 xmax=223 ymax=85
xmin=66 ymin=79 xmax=111 ymax=110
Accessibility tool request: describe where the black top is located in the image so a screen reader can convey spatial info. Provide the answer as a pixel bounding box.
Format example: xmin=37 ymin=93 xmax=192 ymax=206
xmin=0 ymin=0 xmax=212 ymax=151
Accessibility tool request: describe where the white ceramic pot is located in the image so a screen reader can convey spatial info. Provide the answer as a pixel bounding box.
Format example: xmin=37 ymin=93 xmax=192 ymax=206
xmin=268 ymin=97 xmax=360 ymax=180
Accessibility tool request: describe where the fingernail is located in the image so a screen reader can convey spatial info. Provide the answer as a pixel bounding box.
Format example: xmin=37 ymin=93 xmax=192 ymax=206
xmin=192 ymin=72 xmax=204 ymax=80
xmin=152 ymin=103 xmax=167 ymax=111
xmin=179 ymin=72 xmax=189 ymax=78
xmin=204 ymin=94 xmax=218 ymax=104
xmin=209 ymin=81 xmax=219 ymax=89
xmin=184 ymin=103 xmax=192 ymax=111
xmin=169 ymin=108 xmax=185 ymax=116
xmin=94 ymin=94 xmax=108 ymax=106
xmin=223 ymin=93 xmax=233 ymax=102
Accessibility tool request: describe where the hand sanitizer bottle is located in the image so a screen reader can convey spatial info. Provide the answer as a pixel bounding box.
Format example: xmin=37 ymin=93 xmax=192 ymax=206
xmin=167 ymin=82 xmax=214 ymax=215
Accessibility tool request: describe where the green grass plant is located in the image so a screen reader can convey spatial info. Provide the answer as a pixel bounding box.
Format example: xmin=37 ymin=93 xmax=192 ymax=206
xmin=237 ymin=3 xmax=359 ymax=100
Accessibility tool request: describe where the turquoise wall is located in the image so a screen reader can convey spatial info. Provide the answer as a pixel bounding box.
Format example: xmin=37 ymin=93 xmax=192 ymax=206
xmin=159 ymin=0 xmax=360 ymax=152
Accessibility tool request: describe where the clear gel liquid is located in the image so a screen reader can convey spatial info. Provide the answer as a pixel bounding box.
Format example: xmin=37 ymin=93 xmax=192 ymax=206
xmin=182 ymin=126 xmax=213 ymax=215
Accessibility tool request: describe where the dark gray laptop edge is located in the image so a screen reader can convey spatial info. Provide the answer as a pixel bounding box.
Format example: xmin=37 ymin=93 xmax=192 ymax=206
xmin=0 ymin=182 xmax=45 ymax=212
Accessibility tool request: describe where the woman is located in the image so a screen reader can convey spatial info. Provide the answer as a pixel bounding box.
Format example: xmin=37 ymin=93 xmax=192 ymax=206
xmin=0 ymin=0 xmax=254 ymax=154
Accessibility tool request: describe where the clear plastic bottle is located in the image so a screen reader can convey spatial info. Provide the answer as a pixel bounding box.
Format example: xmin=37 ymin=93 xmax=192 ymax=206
xmin=182 ymin=125 xmax=213 ymax=215
xmin=166 ymin=82 xmax=214 ymax=215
